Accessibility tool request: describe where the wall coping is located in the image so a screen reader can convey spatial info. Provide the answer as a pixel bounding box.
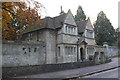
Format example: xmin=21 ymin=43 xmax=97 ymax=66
xmin=2 ymin=40 xmax=46 ymax=45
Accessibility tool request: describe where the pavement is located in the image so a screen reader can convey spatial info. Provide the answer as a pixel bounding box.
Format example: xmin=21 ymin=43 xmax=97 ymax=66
xmin=16 ymin=58 xmax=119 ymax=78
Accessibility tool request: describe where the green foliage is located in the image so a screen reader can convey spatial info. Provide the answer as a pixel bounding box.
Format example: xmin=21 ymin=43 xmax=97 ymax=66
xmin=94 ymin=11 xmax=116 ymax=46
xmin=110 ymin=54 xmax=120 ymax=58
xmin=89 ymin=55 xmax=94 ymax=61
xmin=75 ymin=5 xmax=86 ymax=21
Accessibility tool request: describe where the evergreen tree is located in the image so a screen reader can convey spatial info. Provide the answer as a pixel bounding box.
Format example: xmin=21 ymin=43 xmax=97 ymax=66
xmin=75 ymin=5 xmax=86 ymax=21
xmin=94 ymin=11 xmax=116 ymax=46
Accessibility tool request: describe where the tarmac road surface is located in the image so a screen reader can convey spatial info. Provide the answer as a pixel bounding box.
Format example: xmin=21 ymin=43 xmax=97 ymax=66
xmin=84 ymin=67 xmax=119 ymax=78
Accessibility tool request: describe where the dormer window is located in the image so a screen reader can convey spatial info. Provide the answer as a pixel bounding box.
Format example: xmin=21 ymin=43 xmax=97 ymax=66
xmin=86 ymin=29 xmax=94 ymax=38
xmin=87 ymin=29 xmax=93 ymax=33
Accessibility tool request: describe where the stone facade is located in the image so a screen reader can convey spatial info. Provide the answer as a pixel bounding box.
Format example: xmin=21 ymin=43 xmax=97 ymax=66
xmin=2 ymin=9 xmax=119 ymax=67
xmin=21 ymin=9 xmax=115 ymax=64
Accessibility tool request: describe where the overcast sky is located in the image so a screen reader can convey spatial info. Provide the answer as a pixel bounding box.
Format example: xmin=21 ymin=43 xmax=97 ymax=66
xmin=35 ymin=0 xmax=119 ymax=29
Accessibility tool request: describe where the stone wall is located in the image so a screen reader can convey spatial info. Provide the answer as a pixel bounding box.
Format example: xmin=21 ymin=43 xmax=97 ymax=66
xmin=108 ymin=46 xmax=119 ymax=57
xmin=3 ymin=61 xmax=94 ymax=78
xmin=45 ymin=30 xmax=57 ymax=64
xmin=87 ymin=45 xmax=119 ymax=62
xmin=85 ymin=38 xmax=95 ymax=45
xmin=87 ymin=45 xmax=95 ymax=55
xmin=2 ymin=40 xmax=119 ymax=67
xmin=2 ymin=41 xmax=46 ymax=67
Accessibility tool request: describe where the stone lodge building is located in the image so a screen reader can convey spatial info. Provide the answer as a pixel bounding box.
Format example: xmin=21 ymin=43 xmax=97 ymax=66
xmin=21 ymin=9 xmax=108 ymax=64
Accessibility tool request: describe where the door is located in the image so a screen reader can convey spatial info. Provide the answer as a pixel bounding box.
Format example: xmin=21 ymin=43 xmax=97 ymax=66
xmin=80 ymin=47 xmax=84 ymax=61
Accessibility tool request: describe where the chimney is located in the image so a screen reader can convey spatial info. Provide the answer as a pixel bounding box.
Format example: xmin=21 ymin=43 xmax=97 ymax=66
xmin=61 ymin=6 xmax=62 ymax=12
xmin=60 ymin=6 xmax=64 ymax=15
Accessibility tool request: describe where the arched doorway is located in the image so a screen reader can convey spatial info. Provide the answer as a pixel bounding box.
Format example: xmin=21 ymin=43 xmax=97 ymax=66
xmin=80 ymin=47 xmax=84 ymax=61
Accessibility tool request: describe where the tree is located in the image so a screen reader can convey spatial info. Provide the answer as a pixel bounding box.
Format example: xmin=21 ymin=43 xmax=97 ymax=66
xmin=2 ymin=0 xmax=43 ymax=40
xmin=75 ymin=5 xmax=86 ymax=21
xmin=2 ymin=2 xmax=17 ymax=40
xmin=94 ymin=11 xmax=116 ymax=46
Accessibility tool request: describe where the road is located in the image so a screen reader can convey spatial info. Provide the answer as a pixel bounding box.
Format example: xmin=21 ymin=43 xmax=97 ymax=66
xmin=83 ymin=68 xmax=119 ymax=78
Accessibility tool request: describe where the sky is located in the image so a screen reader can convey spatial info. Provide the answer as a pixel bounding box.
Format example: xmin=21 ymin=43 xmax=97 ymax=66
xmin=35 ymin=0 xmax=119 ymax=29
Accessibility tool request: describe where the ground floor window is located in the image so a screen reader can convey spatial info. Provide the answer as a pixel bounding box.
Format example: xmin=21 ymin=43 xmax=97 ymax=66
xmin=58 ymin=47 xmax=60 ymax=56
xmin=65 ymin=46 xmax=76 ymax=55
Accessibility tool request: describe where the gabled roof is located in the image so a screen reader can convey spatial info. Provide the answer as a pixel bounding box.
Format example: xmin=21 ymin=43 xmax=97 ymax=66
xmin=85 ymin=18 xmax=94 ymax=31
xmin=64 ymin=9 xmax=77 ymax=26
xmin=77 ymin=39 xmax=88 ymax=44
xmin=76 ymin=18 xmax=94 ymax=34
xmin=76 ymin=20 xmax=88 ymax=33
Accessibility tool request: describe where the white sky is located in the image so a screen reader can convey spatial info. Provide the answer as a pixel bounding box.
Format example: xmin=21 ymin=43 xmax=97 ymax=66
xmin=35 ymin=0 xmax=119 ymax=29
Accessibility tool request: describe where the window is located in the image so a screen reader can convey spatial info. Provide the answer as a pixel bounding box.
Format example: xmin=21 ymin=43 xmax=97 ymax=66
xmin=34 ymin=48 xmax=37 ymax=52
xmin=68 ymin=27 xmax=70 ymax=34
xmin=71 ymin=27 xmax=74 ymax=34
xmin=70 ymin=47 xmax=72 ymax=55
xmin=65 ymin=47 xmax=68 ymax=55
xmin=65 ymin=26 xmax=67 ymax=33
xmin=74 ymin=47 xmax=76 ymax=54
xmin=66 ymin=27 xmax=68 ymax=33
xmin=69 ymin=27 xmax=71 ymax=34
xmin=71 ymin=47 xmax=73 ymax=55
xmin=86 ymin=30 xmax=93 ymax=38
xmin=22 ymin=48 xmax=26 ymax=50
xmin=65 ymin=25 xmax=76 ymax=35
xmin=68 ymin=47 xmax=70 ymax=55
xmin=58 ymin=47 xmax=60 ymax=56
xmin=73 ymin=28 xmax=75 ymax=33
xmin=65 ymin=46 xmax=76 ymax=55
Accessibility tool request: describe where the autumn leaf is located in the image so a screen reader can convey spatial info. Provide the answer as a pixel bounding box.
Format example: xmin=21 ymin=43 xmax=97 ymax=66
xmin=2 ymin=0 xmax=44 ymax=40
